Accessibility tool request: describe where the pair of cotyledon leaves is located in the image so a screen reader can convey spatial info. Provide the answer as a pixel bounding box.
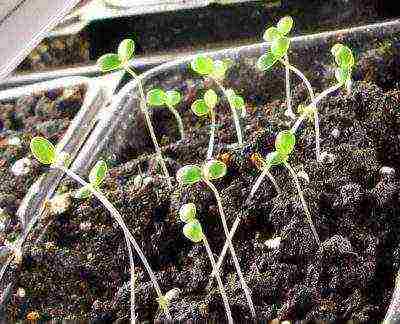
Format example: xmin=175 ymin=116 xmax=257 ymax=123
xmin=30 ymin=137 xmax=107 ymax=199
xmin=179 ymin=203 xmax=204 ymax=243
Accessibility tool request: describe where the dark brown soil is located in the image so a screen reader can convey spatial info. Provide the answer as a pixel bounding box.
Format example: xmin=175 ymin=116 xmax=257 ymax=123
xmin=5 ymin=74 xmax=400 ymax=322
xmin=0 ymin=85 xmax=87 ymax=246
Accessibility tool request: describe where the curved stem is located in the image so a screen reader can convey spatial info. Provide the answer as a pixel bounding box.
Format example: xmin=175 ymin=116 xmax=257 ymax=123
xmin=383 ymin=270 xmax=400 ymax=323
xmin=166 ymin=104 xmax=185 ymax=140
xmin=212 ymin=78 xmax=244 ymax=147
xmin=203 ymin=178 xmax=256 ymax=318
xmin=125 ymin=67 xmax=172 ymax=188
xmin=202 ymin=236 xmax=233 ymax=324
xmin=58 ymin=166 xmax=171 ymax=319
xmin=213 ymin=165 xmax=280 ymax=279
xmin=284 ymin=54 xmax=295 ymax=119
xmin=283 ymin=161 xmax=321 ymax=246
xmin=207 ymin=109 xmax=216 ymax=160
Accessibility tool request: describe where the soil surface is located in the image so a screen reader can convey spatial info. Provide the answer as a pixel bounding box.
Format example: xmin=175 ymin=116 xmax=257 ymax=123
xmin=5 ymin=74 xmax=400 ymax=322
xmin=0 ymin=85 xmax=87 ymax=248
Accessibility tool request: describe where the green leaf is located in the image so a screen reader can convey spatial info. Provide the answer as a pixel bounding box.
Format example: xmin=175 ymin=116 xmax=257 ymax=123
xmin=165 ymin=90 xmax=181 ymax=107
xmin=204 ymin=89 xmax=218 ymax=108
xmin=210 ymin=60 xmax=228 ymax=80
xmin=277 ymin=16 xmax=293 ymax=35
xmin=89 ymin=160 xmax=108 ymax=187
xmin=335 ymin=67 xmax=352 ymax=84
xmin=179 ymin=203 xmax=197 ymax=223
xmin=191 ymin=99 xmax=210 ymax=116
xmin=176 ymin=165 xmax=203 ymax=185
xmin=30 ymin=137 xmax=56 ymax=165
xmin=74 ymin=185 xmax=93 ymax=199
xmin=117 ymin=39 xmax=135 ymax=62
xmin=257 ymin=52 xmax=278 ymax=71
xmin=332 ymin=44 xmax=354 ymax=68
xmin=203 ymin=160 xmax=227 ymax=180
xmin=265 ymin=151 xmax=284 ymax=167
xmin=271 ymin=36 xmax=290 ymax=58
xmin=275 ymin=130 xmax=295 ymax=157
xmin=230 ymin=95 xmax=245 ymax=110
xmin=97 ymin=53 xmax=122 ymax=72
xmin=263 ymin=26 xmax=281 ymax=42
xmin=147 ymin=89 xmax=167 ymax=106
xmin=191 ymin=55 xmax=214 ymax=75
xmin=183 ymin=220 xmax=204 ymax=243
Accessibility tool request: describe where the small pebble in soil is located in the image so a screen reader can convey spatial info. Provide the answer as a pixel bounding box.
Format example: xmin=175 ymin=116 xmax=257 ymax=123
xmin=16 ymin=287 xmax=26 ymax=298
xmin=7 ymin=136 xmax=22 ymax=146
xmin=265 ymin=236 xmax=281 ymax=249
xmin=331 ymin=127 xmax=340 ymax=138
xmin=48 ymin=193 xmax=71 ymax=215
xmin=80 ymin=221 xmax=92 ymax=232
xmin=379 ymin=166 xmax=396 ymax=180
xmin=11 ymin=157 xmax=31 ymax=176
xmin=319 ymin=151 xmax=336 ymax=164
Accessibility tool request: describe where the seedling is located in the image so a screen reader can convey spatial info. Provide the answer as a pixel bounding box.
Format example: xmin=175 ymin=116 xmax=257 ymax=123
xmin=147 ymin=88 xmax=185 ymax=140
xmin=29 ymin=137 xmax=172 ymax=321
xmin=191 ymin=55 xmax=246 ymax=148
xmin=191 ymin=89 xmax=219 ymax=159
xmin=179 ymin=203 xmax=233 ymax=324
xmin=213 ymin=131 xmax=321 ymax=280
xmin=97 ymin=39 xmax=171 ymax=188
xmin=258 ymin=18 xmax=355 ymax=161
xmin=258 ymin=16 xmax=294 ymax=118
xmin=176 ymin=160 xmax=256 ymax=317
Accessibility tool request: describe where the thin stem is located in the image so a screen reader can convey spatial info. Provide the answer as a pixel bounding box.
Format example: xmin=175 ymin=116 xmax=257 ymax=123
xmin=202 ymin=236 xmax=233 ymax=324
xmin=291 ymin=83 xmax=342 ymax=134
xmin=284 ymin=54 xmax=295 ymax=119
xmin=207 ymin=109 xmax=216 ymax=160
xmin=126 ymin=235 xmax=136 ymax=324
xmin=125 ymin=67 xmax=172 ymax=188
xmin=166 ymin=104 xmax=185 ymax=140
xmin=212 ymin=165 xmax=281 ymax=279
xmin=57 ymin=166 xmax=171 ymax=319
xmin=212 ymin=78 xmax=244 ymax=147
xmin=283 ymin=161 xmax=321 ymax=246
xmin=203 ymin=178 xmax=256 ymax=318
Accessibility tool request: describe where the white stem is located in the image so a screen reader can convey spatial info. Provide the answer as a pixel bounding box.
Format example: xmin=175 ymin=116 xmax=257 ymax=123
xmin=283 ymin=161 xmax=321 ymax=246
xmin=207 ymin=109 xmax=216 ymax=160
xmin=202 ymin=236 xmax=233 ymax=324
xmin=213 ymin=78 xmax=244 ymax=147
xmin=203 ymin=178 xmax=256 ymax=318
xmin=57 ymin=166 xmax=171 ymax=319
xmin=284 ymin=54 xmax=295 ymax=119
xmin=213 ymin=165 xmax=280 ymax=279
xmin=166 ymin=104 xmax=185 ymax=140
xmin=125 ymin=235 xmax=136 ymax=324
xmin=125 ymin=67 xmax=172 ymax=188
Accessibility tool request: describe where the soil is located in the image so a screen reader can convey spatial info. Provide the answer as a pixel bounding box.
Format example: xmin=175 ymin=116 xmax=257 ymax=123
xmin=4 ymin=71 xmax=400 ymax=322
xmin=0 ymin=85 xmax=87 ymax=247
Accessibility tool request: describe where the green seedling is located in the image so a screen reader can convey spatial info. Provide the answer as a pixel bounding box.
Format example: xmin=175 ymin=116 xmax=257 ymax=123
xmin=30 ymin=137 xmax=172 ymax=321
xmin=214 ymin=130 xmax=321 ymax=281
xmin=176 ymin=160 xmax=256 ymax=317
xmin=147 ymin=88 xmax=185 ymax=140
xmin=179 ymin=203 xmax=232 ymax=323
xmin=257 ymin=16 xmax=294 ymax=119
xmin=191 ymin=89 xmax=219 ymax=159
xmin=74 ymin=160 xmax=107 ymax=199
xmin=191 ymin=55 xmax=245 ymax=148
xmin=97 ymin=39 xmax=171 ymax=188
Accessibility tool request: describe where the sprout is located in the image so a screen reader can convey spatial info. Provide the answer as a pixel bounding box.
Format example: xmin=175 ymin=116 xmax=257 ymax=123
xmin=331 ymin=44 xmax=355 ymax=86
xmin=190 ymin=55 xmax=244 ymax=150
xmin=179 ymin=203 xmax=197 ymax=223
xmin=29 ymin=137 xmax=170 ymax=320
xmin=275 ymin=130 xmax=295 ymax=158
xmin=176 ymin=160 xmax=255 ymax=317
xmin=97 ymin=39 xmax=172 ymax=188
xmin=147 ymin=88 xmax=184 ymax=140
